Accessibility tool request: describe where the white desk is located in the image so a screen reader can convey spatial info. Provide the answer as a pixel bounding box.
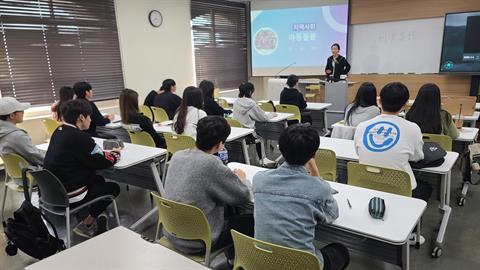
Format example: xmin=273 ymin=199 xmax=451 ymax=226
xmin=317 ymin=137 xmax=457 ymax=255
xmin=476 ymin=102 xmax=480 ymax=111
xmin=266 ymin=112 xmax=293 ymax=123
xmin=37 ymin=137 xmax=167 ymax=230
xmin=154 ymin=124 xmax=254 ymax=165
xmin=26 ymin=226 xmax=209 ymax=270
xmin=456 ymin=127 xmax=479 ymax=142
xmin=228 ymin=162 xmax=426 ymax=270
xmin=399 ymin=111 xmax=480 ymax=127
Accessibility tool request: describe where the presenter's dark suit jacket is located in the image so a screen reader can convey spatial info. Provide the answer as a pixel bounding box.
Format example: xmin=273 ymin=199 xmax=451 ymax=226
xmin=325 ymin=55 xmax=351 ymax=80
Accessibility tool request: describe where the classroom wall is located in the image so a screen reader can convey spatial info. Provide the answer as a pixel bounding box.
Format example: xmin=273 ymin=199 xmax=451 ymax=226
xmin=115 ymin=0 xmax=195 ymax=101
xmin=21 ymin=0 xmax=196 ymax=144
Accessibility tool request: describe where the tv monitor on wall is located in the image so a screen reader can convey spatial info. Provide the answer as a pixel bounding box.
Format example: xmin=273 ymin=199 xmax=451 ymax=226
xmin=439 ymin=11 xmax=480 ymax=74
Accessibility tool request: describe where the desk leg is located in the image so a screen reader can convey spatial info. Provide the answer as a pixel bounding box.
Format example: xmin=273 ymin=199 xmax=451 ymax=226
xmin=446 ymin=171 xmax=451 ymax=206
xmin=323 ymin=110 xmax=329 ymax=134
xmin=402 ymin=242 xmax=410 ymax=270
xmin=129 ymin=159 xmax=164 ymax=231
xmin=433 ymin=173 xmax=451 ymax=257
xmin=241 ymin=138 xmax=250 ymax=165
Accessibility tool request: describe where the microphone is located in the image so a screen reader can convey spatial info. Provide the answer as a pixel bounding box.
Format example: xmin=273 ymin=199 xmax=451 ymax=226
xmin=274 ymin=61 xmax=296 ymax=77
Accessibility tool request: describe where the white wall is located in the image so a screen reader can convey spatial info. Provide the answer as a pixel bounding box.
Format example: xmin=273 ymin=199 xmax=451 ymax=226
xmin=115 ymin=0 xmax=195 ymax=101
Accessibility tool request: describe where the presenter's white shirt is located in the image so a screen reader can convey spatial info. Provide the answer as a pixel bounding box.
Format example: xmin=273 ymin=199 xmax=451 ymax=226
xmin=353 ymin=114 xmax=424 ymax=189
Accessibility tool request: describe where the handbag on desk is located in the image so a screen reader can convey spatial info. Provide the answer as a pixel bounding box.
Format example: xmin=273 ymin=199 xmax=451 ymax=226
xmin=410 ymin=142 xmax=446 ymax=169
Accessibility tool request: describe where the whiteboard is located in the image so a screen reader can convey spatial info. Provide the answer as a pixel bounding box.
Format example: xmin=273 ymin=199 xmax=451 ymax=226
xmin=347 ymin=17 xmax=444 ymax=74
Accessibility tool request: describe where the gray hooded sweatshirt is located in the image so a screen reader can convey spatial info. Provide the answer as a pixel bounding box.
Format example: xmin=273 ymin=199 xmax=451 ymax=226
xmin=0 ymin=120 xmax=44 ymax=166
xmin=232 ymin=97 xmax=273 ymax=129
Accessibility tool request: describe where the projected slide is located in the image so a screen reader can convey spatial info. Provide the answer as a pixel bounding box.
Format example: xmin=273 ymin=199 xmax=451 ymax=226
xmin=251 ymin=5 xmax=348 ymax=76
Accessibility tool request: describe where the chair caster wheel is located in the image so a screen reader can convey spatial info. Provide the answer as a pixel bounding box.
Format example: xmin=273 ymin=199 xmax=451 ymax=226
xmin=458 ymin=197 xmax=465 ymax=206
xmin=432 ymin=246 xmax=442 ymax=258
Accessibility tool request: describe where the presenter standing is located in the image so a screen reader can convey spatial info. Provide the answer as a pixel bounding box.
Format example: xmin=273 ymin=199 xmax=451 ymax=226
xmin=325 ymin=43 xmax=350 ymax=81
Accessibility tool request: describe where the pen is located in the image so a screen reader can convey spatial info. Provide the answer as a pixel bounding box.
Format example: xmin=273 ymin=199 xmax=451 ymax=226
xmin=347 ymin=199 xmax=352 ymax=209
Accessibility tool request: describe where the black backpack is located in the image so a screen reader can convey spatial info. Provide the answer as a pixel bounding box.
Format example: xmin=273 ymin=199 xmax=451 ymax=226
xmin=3 ymin=168 xmax=65 ymax=259
xmin=410 ymin=142 xmax=447 ymax=169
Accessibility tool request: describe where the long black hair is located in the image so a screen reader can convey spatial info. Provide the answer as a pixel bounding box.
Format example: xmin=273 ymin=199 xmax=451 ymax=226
xmin=406 ymin=83 xmax=442 ymax=134
xmin=174 ymin=86 xmax=204 ymax=134
xmin=345 ymin=82 xmax=377 ymax=124
xmin=56 ymin=86 xmax=74 ymax=121
xmin=160 ymin=79 xmax=176 ymax=92
xmin=199 ymin=80 xmax=215 ymax=99
xmin=238 ymin=82 xmax=255 ymax=98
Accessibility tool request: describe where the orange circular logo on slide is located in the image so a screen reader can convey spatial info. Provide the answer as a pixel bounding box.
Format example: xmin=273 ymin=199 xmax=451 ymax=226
xmin=254 ymin=28 xmax=278 ymax=55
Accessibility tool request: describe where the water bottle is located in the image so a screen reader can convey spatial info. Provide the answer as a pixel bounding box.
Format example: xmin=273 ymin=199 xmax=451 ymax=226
xmin=218 ymin=148 xmax=229 ymax=165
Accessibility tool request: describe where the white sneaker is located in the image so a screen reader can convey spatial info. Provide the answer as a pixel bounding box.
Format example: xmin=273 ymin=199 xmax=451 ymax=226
xmin=261 ymin=157 xmax=276 ymax=168
xmin=408 ymin=233 xmax=425 ymax=246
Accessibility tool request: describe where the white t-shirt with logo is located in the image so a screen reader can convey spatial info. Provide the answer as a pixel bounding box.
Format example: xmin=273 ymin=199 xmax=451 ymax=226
xmin=353 ymin=114 xmax=424 ymax=189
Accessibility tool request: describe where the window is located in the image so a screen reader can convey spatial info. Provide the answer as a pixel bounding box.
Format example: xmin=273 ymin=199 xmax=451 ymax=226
xmin=191 ymin=0 xmax=248 ymax=90
xmin=0 ymin=0 xmax=124 ymax=105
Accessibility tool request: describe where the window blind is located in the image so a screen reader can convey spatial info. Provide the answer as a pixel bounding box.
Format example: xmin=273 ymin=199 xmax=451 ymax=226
xmin=0 ymin=0 xmax=124 ymax=106
xmin=191 ymin=0 xmax=248 ymax=90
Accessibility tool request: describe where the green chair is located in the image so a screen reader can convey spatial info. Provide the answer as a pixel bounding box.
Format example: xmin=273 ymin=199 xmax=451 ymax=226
xmin=139 ymin=105 xmax=154 ymax=121
xmin=151 ymin=106 xmax=170 ymax=123
xmin=127 ymin=130 xmax=156 ymax=147
xmin=231 ymin=230 xmax=322 ymax=270
xmin=1 ymin=153 xmax=33 ymax=222
xmin=216 ymin=98 xmax=229 ymax=109
xmin=275 ymin=104 xmax=301 ymax=123
xmin=315 ymin=149 xmax=337 ymax=181
xmin=163 ymin=133 xmax=196 ymax=179
xmin=151 ymin=193 xmax=227 ymax=266
xmin=227 ymin=118 xmax=243 ymax=128
xmin=42 ymin=118 xmax=60 ymax=138
xmin=422 ymin=133 xmax=452 ymax=151
xmin=258 ymin=102 xmax=275 ymax=112
xmin=347 ymin=162 xmax=412 ymax=197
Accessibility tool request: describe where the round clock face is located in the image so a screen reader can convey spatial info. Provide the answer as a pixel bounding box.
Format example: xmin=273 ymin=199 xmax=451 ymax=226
xmin=149 ymin=10 xmax=162 ymax=27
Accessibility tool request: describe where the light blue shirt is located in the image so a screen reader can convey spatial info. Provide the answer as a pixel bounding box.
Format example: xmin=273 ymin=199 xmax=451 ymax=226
xmin=253 ymin=162 xmax=339 ymax=264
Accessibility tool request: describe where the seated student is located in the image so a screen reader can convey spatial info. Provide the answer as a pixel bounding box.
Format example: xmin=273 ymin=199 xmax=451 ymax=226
xmin=73 ymin=82 xmax=112 ymax=136
xmin=172 ymin=87 xmax=207 ymax=138
xmin=164 ymin=116 xmax=253 ymax=260
xmin=354 ymin=82 xmax=431 ymax=202
xmin=0 ymin=97 xmax=45 ymax=166
xmin=119 ymin=88 xmax=166 ymax=148
xmin=406 ymin=83 xmax=459 ymax=139
xmin=344 ymin=82 xmax=380 ymax=127
xmin=199 ymin=80 xmax=232 ymax=116
xmin=44 ymin=99 xmax=121 ymax=238
xmin=153 ymin=79 xmax=181 ymax=120
xmin=253 ymin=125 xmax=349 ymax=270
xmin=233 ymin=82 xmax=275 ymax=166
xmin=51 ymin=86 xmax=74 ymax=121
xmin=279 ymin=74 xmax=311 ymax=124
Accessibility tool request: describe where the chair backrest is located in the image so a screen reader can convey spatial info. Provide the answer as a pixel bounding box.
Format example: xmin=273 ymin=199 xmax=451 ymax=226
xmin=347 ymin=162 xmax=412 ymax=197
xmin=151 ymin=193 xmax=212 ymax=254
xmin=151 ymin=106 xmax=170 ymax=123
xmin=227 ymin=118 xmax=243 ymax=128
xmin=139 ymin=105 xmax=154 ymax=121
xmin=128 ymin=130 xmax=156 ymax=147
xmin=258 ymin=102 xmax=275 ymax=112
xmin=231 ymin=230 xmax=322 ymax=270
xmin=422 ymin=133 xmax=452 ymax=151
xmin=315 ymin=149 xmax=337 ymax=181
xmin=275 ymin=104 xmax=301 ymax=123
xmin=42 ymin=119 xmax=60 ymax=138
xmin=28 ymin=169 xmax=69 ymax=208
xmin=216 ymin=98 xmax=229 ymax=109
xmin=2 ymin=153 xmax=30 ymax=180
xmin=164 ymin=133 xmax=196 ymax=154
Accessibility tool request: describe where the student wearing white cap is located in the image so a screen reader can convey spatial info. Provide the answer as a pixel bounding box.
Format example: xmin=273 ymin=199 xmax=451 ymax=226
xmin=0 ymin=97 xmax=45 ymax=165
